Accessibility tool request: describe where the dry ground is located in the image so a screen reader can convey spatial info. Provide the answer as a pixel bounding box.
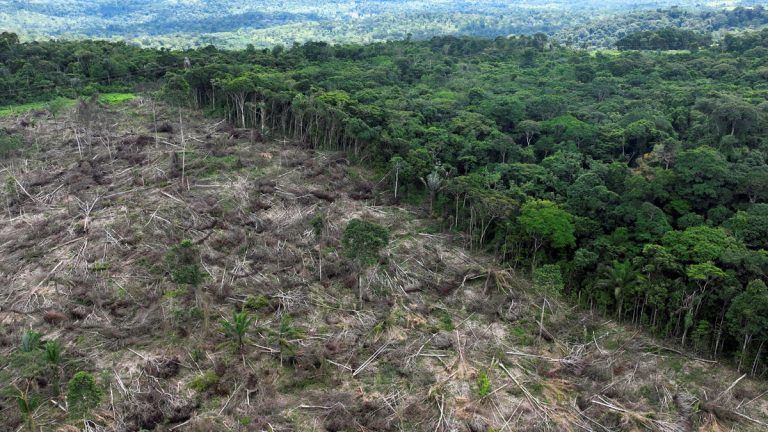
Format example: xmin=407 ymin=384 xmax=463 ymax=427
xmin=0 ymin=99 xmax=767 ymax=431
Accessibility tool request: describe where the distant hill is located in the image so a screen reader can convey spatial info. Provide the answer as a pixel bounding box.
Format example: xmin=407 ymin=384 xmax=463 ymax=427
xmin=2 ymin=0 xmax=767 ymax=49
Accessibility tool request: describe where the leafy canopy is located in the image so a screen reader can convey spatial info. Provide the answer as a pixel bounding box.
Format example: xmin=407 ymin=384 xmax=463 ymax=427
xmin=519 ymin=199 xmax=575 ymax=249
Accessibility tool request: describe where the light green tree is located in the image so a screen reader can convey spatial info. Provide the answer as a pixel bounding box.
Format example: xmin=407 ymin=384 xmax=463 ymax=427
xmin=519 ymin=199 xmax=575 ymax=269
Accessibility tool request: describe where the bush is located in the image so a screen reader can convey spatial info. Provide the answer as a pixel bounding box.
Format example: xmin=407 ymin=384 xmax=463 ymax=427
xmin=46 ymin=97 xmax=71 ymax=117
xmin=533 ymin=264 xmax=564 ymax=295
xmin=13 ymin=387 xmax=39 ymax=432
xmin=189 ymin=371 xmax=219 ymax=392
xmin=341 ymin=219 xmax=389 ymax=266
xmin=476 ymin=370 xmax=492 ymax=398
xmin=0 ymin=132 xmax=22 ymax=158
xmin=20 ymin=331 xmax=42 ymax=352
xmin=67 ymin=371 xmax=102 ymax=419
xmin=165 ymin=240 xmax=206 ymax=287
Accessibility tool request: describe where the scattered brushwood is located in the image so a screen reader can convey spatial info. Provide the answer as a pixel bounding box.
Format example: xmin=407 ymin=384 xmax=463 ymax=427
xmin=349 ymin=180 xmax=373 ymax=200
xmin=310 ymin=189 xmax=336 ymax=202
xmin=143 ymin=356 xmax=181 ymax=379
xmin=156 ymin=121 xmax=174 ymax=133
xmin=118 ymin=384 xmax=196 ymax=430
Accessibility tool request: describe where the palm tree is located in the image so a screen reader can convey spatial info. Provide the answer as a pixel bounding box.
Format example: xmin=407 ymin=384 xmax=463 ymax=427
xmin=221 ymin=310 xmax=253 ymax=351
xmin=596 ymin=260 xmax=638 ymax=319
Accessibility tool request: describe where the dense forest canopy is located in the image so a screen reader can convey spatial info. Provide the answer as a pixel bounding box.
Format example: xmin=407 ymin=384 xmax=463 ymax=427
xmin=2 ymin=26 xmax=768 ymax=371
xmin=2 ymin=1 xmax=768 ymax=49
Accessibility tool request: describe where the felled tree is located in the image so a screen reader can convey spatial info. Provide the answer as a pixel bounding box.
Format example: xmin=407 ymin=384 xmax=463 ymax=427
xmin=342 ymin=219 xmax=389 ymax=305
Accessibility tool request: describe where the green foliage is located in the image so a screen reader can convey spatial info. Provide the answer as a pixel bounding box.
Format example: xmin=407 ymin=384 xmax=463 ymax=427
xmin=617 ymin=28 xmax=712 ymax=50
xmin=686 ymin=262 xmax=725 ymax=282
xmin=596 ymin=261 xmax=638 ymax=316
xmin=44 ymin=340 xmax=63 ymax=365
xmin=276 ymin=314 xmax=304 ymax=362
xmin=533 ymin=264 xmax=564 ymax=294
xmin=476 ymin=370 xmax=492 ymax=398
xmin=310 ymin=213 xmax=325 ymax=236
xmin=221 ymin=310 xmax=253 ymax=350
xmin=341 ymin=219 xmax=390 ymax=268
xmin=66 ymin=371 xmax=102 ymax=419
xmin=0 ymin=93 xmax=133 ymax=118
xmin=432 ymin=309 xmax=455 ymax=331
xmin=725 ymin=204 xmax=768 ymax=249
xmin=662 ymin=226 xmax=735 ymax=264
xmin=727 ymin=280 xmax=768 ymax=341
xmin=162 ymin=73 xmax=191 ymax=107
xmin=44 ymin=340 xmax=64 ymax=396
xmin=244 ymin=294 xmax=270 ymax=311
xmin=45 ymin=97 xmax=71 ymax=117
xmin=278 ymin=314 xmax=303 ymax=341
xmin=519 ymin=200 xmax=575 ymax=250
xmin=99 ymin=93 xmax=136 ymax=105
xmin=20 ymin=330 xmax=42 ymax=352
xmin=0 ymin=132 xmax=22 ymax=158
xmin=189 ymin=370 xmax=219 ymax=392
xmin=165 ymin=239 xmax=206 ymax=287
xmin=13 ymin=387 xmax=38 ymax=432
xmin=691 ymin=320 xmax=711 ymax=352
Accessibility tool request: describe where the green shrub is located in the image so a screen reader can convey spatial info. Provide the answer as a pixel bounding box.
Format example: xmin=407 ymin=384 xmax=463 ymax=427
xmin=20 ymin=330 xmax=42 ymax=352
xmin=533 ymin=264 xmax=564 ymax=294
xmin=244 ymin=294 xmax=270 ymax=311
xmin=44 ymin=340 xmax=64 ymax=396
xmin=434 ymin=309 xmax=454 ymax=331
xmin=0 ymin=132 xmax=22 ymax=158
xmin=342 ymin=219 xmax=390 ymax=267
xmin=67 ymin=371 xmax=102 ymax=419
xmin=13 ymin=387 xmax=39 ymax=432
xmin=310 ymin=213 xmax=325 ymax=236
xmin=276 ymin=314 xmax=304 ymax=364
xmin=8 ymin=331 xmax=51 ymax=380
xmin=476 ymin=370 xmax=492 ymax=398
xmin=189 ymin=371 xmax=219 ymax=392
xmin=165 ymin=240 xmax=206 ymax=287
xmin=46 ymin=97 xmax=71 ymax=117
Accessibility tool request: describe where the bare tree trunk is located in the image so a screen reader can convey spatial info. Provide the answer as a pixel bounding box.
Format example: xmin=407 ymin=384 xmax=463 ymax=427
xmin=394 ymin=166 xmax=399 ymax=200
xmin=751 ymin=340 xmax=764 ymax=376
xmin=179 ymin=109 xmax=187 ymax=190
xmin=739 ymin=333 xmax=752 ymax=373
